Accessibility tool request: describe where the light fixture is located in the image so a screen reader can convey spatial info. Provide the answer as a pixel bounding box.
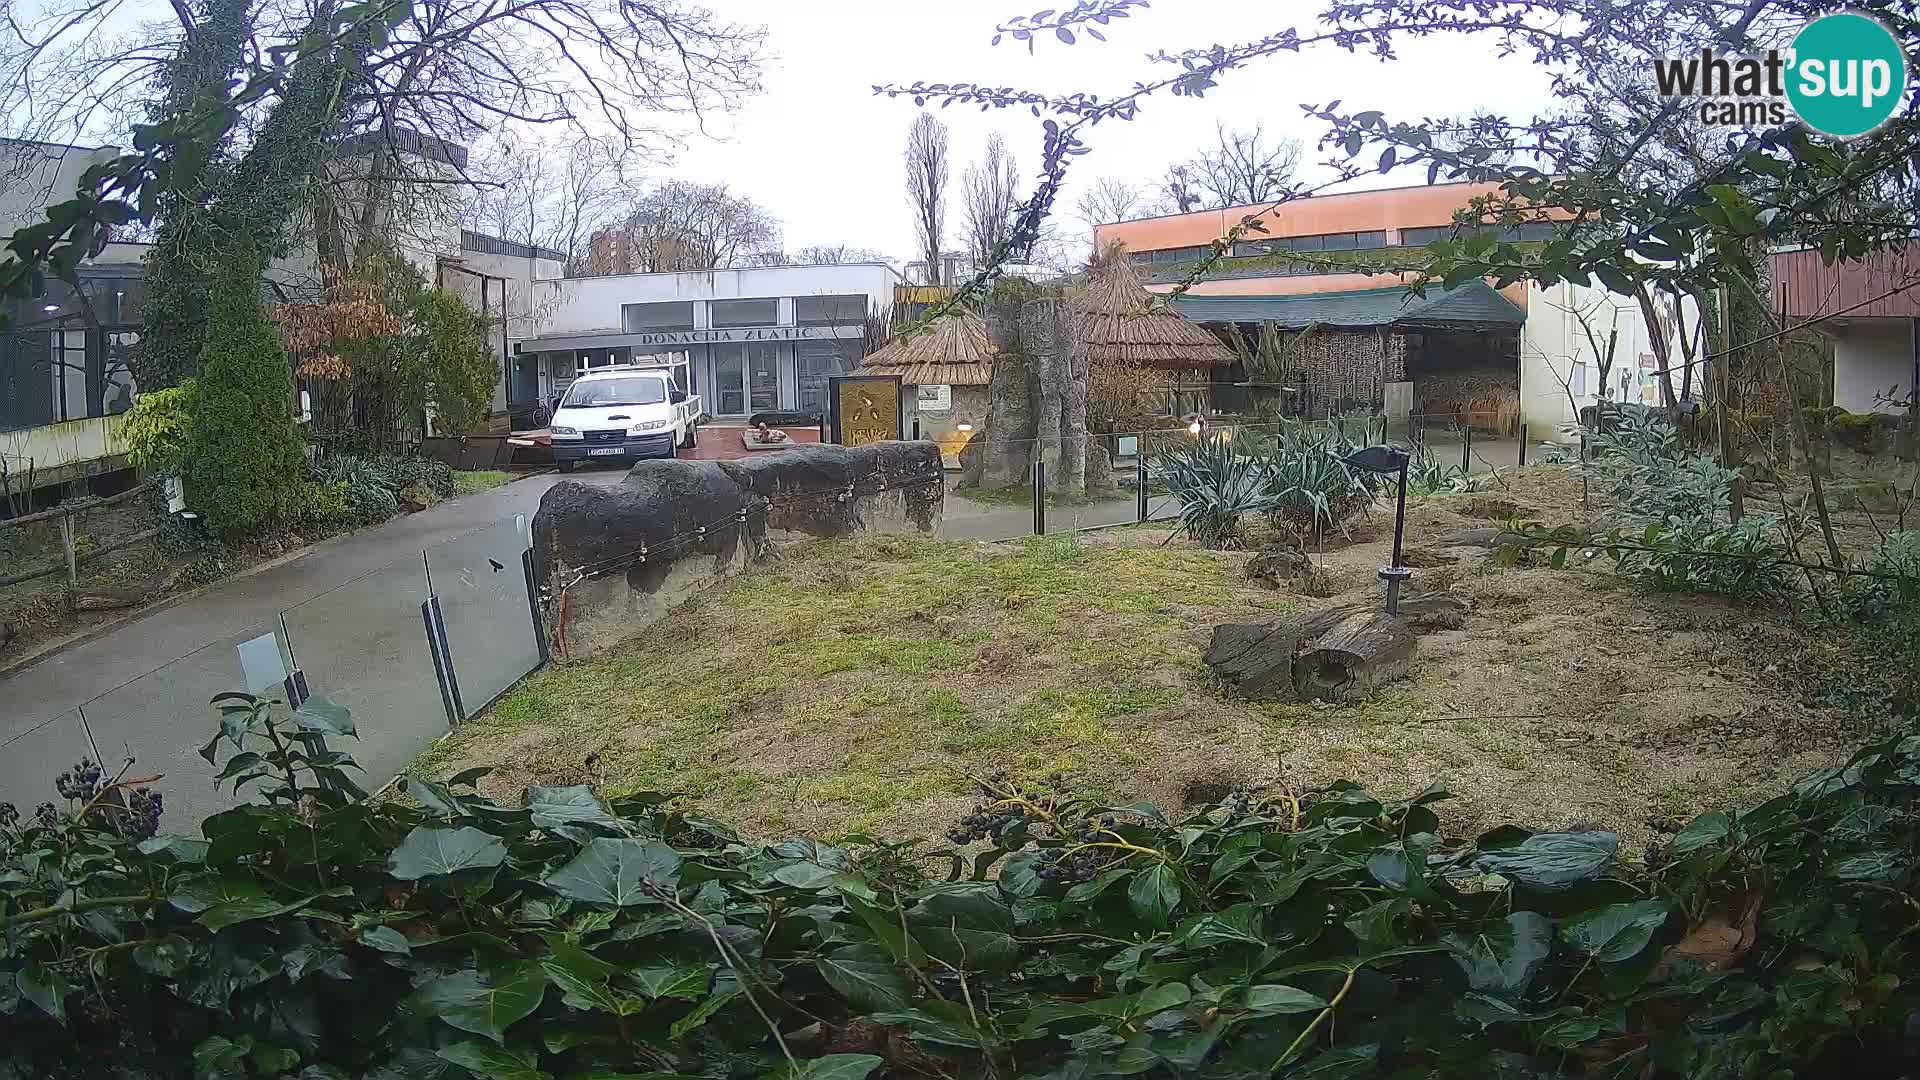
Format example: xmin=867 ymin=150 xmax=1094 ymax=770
xmin=41 ymin=303 xmax=59 ymax=313
xmin=1187 ymin=420 xmax=1203 ymax=436
xmin=956 ymin=423 xmax=973 ymax=432
xmin=1342 ymin=445 xmax=1414 ymax=615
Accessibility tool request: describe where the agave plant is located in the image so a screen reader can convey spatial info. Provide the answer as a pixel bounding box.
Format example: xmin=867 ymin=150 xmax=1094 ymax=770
xmin=1260 ymin=421 xmax=1377 ymax=542
xmin=1153 ymin=429 xmax=1274 ymax=548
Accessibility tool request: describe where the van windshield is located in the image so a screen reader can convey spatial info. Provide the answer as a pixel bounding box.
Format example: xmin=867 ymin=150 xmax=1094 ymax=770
xmin=563 ymin=376 xmax=667 ymax=407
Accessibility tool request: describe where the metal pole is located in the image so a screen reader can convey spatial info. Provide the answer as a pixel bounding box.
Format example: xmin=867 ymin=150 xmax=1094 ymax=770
xmin=912 ymin=416 xmax=921 ymax=441
xmin=1518 ymin=423 xmax=1528 ymax=467
xmin=1135 ymin=451 xmax=1148 ymax=522
xmin=1033 ymin=460 xmax=1046 ymax=536
xmin=1462 ymin=424 xmax=1472 ymax=472
xmin=1383 ymin=458 xmax=1411 ymax=616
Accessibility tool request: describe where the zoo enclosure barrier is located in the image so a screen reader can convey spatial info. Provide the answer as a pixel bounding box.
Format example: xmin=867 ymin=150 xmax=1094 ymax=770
xmin=0 ymin=513 xmax=547 ymax=830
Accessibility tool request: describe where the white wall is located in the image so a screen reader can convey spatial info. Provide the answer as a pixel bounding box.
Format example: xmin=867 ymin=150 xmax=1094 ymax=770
xmin=1832 ymin=318 xmax=1914 ymax=414
xmin=526 ymin=263 xmax=899 ymax=337
xmin=1519 ymin=281 xmax=1704 ymax=440
xmin=0 ymin=142 xmax=117 ymax=240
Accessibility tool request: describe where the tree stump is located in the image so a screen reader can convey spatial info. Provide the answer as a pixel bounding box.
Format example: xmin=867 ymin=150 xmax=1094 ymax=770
xmin=1291 ymin=611 xmax=1416 ymax=703
xmin=1203 ymin=618 xmax=1303 ymax=699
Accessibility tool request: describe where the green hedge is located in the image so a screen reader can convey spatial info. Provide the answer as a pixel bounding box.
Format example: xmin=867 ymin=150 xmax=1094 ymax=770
xmin=2 ymin=693 xmax=1917 ymax=1079
xmin=180 ymin=266 xmax=304 ymax=535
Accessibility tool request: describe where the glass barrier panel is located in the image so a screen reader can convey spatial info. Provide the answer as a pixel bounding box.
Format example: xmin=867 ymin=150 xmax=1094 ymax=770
xmin=76 ymin=622 xmax=287 ymax=828
xmin=281 ymin=558 xmax=442 ymax=792
xmin=425 ymin=518 xmax=541 ymax=719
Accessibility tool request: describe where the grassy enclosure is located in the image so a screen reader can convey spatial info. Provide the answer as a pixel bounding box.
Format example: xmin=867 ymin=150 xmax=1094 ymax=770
xmin=415 ymin=467 xmax=1871 ymax=850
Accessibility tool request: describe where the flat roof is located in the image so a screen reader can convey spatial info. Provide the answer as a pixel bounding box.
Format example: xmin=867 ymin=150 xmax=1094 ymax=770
xmin=1091 ymin=177 xmax=1526 ymax=229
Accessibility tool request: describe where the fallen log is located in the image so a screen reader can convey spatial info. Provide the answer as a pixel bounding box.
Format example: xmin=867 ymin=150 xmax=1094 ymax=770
xmin=1298 ymin=592 xmax=1469 ymax=635
xmin=1292 ymin=610 xmax=1416 ymax=703
xmin=1203 ymin=617 xmax=1304 ymax=699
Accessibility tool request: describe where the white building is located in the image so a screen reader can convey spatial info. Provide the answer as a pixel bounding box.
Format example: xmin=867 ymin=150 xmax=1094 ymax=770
xmin=510 ymin=262 xmax=902 ymax=420
xmin=1518 ymin=280 xmax=1707 ymax=436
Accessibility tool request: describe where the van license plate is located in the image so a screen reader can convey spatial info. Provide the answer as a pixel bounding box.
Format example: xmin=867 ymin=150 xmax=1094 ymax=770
xmin=588 ymin=447 xmax=625 ymax=457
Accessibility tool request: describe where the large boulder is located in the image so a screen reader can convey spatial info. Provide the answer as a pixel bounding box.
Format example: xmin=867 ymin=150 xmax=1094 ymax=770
xmin=534 ymin=441 xmax=944 ymax=659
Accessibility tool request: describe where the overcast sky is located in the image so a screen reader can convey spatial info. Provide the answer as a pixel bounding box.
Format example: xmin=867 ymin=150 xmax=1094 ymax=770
xmin=662 ymin=1 xmax=1561 ymax=263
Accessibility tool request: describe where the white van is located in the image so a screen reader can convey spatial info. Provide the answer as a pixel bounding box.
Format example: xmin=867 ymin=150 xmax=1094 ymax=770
xmin=549 ymin=365 xmax=703 ymax=472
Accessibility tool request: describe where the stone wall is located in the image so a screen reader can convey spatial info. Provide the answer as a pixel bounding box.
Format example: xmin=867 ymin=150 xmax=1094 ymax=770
xmin=535 ymin=441 xmax=943 ymax=659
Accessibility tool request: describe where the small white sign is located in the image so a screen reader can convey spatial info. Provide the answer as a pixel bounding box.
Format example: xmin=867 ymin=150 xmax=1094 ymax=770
xmin=164 ymin=476 xmax=185 ymax=515
xmin=916 ymin=384 xmax=952 ymax=412
xmin=1114 ymin=435 xmax=1139 ymax=458
xmin=236 ymin=633 xmax=288 ymax=694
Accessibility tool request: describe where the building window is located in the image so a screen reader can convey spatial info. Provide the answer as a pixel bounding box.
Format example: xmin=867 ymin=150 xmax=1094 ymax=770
xmin=1355 ymin=230 xmax=1388 ymax=249
xmin=795 ymin=294 xmax=867 ymax=326
xmin=1400 ymin=225 xmax=1453 ymax=246
xmin=1321 ymin=232 xmax=1359 ymax=251
xmin=796 ymin=340 xmax=856 ymax=415
xmin=709 ymin=298 xmax=778 ymax=328
xmin=621 ymin=302 xmax=694 ymax=333
xmin=1150 ymin=246 xmax=1208 ymax=264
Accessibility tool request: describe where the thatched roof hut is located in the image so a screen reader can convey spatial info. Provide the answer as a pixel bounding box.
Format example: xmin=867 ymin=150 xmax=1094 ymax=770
xmin=857 ymin=309 xmax=995 ymax=386
xmin=1071 ymin=244 xmax=1236 ymax=370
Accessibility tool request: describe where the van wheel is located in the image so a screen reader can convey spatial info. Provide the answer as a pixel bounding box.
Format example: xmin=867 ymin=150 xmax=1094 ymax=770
xmin=557 ymin=460 xmax=577 ymax=474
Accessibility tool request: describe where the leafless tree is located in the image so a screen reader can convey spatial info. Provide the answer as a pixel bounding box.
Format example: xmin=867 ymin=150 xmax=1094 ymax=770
xmin=792 ymin=244 xmax=891 ymax=264
xmin=597 ymin=179 xmax=781 ymax=272
xmin=1074 ymin=176 xmax=1156 ymax=230
xmin=961 ymin=132 xmax=1021 ymax=267
xmin=904 ymin=111 xmax=949 ymax=284
xmin=1183 ymin=123 xmax=1301 ymax=209
xmin=1158 ymin=162 xmax=1202 ymax=215
xmin=459 ymin=133 xmax=637 ymax=265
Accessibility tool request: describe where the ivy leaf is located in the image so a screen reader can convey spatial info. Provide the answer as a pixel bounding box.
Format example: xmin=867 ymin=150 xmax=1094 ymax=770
xmin=414 ymin=963 xmax=548 ymax=1042
xmin=541 ymin=838 xmax=680 ymax=906
xmin=525 ymin=785 xmax=620 ymax=832
xmin=766 ymin=1054 xmax=883 ymax=1080
xmin=1829 ymin=850 xmax=1906 ymax=881
xmin=1128 ymin=863 xmax=1180 ymax=928
xmin=291 ymin=696 xmax=355 ymax=737
xmin=628 ymin=964 xmax=710 ymax=1001
xmin=1444 ymin=911 xmax=1552 ymax=997
xmin=170 ymin=877 xmax=268 ymax=914
xmin=770 ymin=862 xmax=839 ymax=890
xmin=1244 ymin=984 xmax=1328 ymax=1015
xmin=435 ymin=1040 xmax=549 ymax=1080
xmin=1559 ymin=900 xmax=1670 ymax=963
xmin=1668 ymin=813 xmax=1731 ymax=856
xmin=816 ymin=951 xmax=910 ymax=1010
xmin=388 ymin=826 xmax=509 ymax=880
xmin=1470 ymin=832 xmax=1616 ymax=891
xmin=16 ymin=965 xmax=68 ymax=1023
xmin=359 ymin=926 xmax=413 ymax=955
xmin=669 ymin=989 xmax=739 ymax=1039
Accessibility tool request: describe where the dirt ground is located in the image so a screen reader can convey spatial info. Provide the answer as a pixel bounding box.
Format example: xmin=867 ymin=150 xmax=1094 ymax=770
xmin=411 ymin=463 xmax=1882 ymax=854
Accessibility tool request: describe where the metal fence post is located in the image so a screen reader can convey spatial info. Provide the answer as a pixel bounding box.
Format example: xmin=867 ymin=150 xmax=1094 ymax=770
xmin=1462 ymin=424 xmax=1473 ymax=472
xmin=521 ymin=548 xmax=549 ymax=666
xmin=1135 ymin=452 xmax=1148 ymax=522
xmin=1518 ymin=423 xmax=1528 ymax=467
xmin=420 ymin=551 xmax=464 ymax=726
xmin=1033 ymin=460 xmax=1046 ymax=536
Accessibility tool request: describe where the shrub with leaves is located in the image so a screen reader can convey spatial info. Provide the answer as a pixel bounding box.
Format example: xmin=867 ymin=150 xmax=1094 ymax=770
xmin=119 ymin=381 xmax=197 ymax=472
xmin=5 ymin=692 xmax=1920 ymax=1078
xmin=1259 ymin=421 xmax=1376 ymax=541
xmin=180 ymin=265 xmax=305 ymax=535
xmin=1157 ymin=426 xmax=1373 ymax=549
xmin=1584 ymin=404 xmax=1738 ymax=528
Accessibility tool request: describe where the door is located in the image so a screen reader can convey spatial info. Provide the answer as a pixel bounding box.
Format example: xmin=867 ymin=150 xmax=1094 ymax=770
xmin=714 ymin=344 xmax=747 ymax=415
xmin=748 ymin=342 xmax=779 ymax=413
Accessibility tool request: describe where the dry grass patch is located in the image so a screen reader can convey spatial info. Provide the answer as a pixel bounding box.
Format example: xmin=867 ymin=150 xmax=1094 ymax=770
xmin=415 ymin=467 xmax=1867 ymax=851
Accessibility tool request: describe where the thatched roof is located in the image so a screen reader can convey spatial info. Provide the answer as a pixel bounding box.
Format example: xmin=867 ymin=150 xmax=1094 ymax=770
xmin=857 ymin=309 xmax=994 ymax=386
xmin=1072 ymin=243 xmax=1237 ymax=370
